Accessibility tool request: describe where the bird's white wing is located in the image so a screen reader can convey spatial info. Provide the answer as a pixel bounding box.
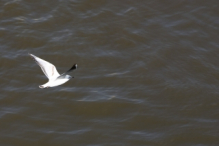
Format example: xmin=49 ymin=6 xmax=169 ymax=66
xmin=29 ymin=54 xmax=60 ymax=80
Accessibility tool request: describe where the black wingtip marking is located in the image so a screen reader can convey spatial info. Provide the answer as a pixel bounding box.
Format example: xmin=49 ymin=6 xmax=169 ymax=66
xmin=68 ymin=64 xmax=77 ymax=71
xmin=73 ymin=64 xmax=77 ymax=70
xmin=62 ymin=63 xmax=77 ymax=75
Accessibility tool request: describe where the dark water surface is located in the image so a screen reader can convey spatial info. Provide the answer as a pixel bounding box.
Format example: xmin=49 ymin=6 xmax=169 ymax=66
xmin=0 ymin=0 xmax=219 ymax=146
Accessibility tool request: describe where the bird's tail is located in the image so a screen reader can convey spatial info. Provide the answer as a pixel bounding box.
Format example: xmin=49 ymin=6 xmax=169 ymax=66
xmin=39 ymin=85 xmax=45 ymax=88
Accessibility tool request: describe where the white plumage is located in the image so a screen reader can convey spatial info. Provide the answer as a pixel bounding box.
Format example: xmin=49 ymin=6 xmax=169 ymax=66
xmin=29 ymin=53 xmax=77 ymax=88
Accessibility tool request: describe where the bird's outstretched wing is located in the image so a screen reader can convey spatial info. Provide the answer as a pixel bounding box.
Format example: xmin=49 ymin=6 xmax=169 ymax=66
xmin=58 ymin=64 xmax=77 ymax=77
xmin=29 ymin=53 xmax=60 ymax=80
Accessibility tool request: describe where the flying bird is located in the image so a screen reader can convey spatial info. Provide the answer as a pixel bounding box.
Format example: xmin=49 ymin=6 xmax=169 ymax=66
xmin=29 ymin=53 xmax=77 ymax=88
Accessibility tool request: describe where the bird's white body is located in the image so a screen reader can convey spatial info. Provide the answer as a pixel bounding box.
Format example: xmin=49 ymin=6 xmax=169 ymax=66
xmin=39 ymin=78 xmax=70 ymax=88
xmin=29 ymin=54 xmax=77 ymax=88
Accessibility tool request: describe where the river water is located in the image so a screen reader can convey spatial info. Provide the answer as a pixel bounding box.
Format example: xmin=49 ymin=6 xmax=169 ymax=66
xmin=0 ymin=0 xmax=219 ymax=146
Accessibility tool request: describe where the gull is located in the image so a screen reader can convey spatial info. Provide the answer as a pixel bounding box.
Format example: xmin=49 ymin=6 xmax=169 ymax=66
xmin=29 ymin=53 xmax=77 ymax=88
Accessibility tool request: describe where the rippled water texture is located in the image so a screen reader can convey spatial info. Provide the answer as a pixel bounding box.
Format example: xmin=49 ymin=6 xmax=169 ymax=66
xmin=0 ymin=0 xmax=219 ymax=146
